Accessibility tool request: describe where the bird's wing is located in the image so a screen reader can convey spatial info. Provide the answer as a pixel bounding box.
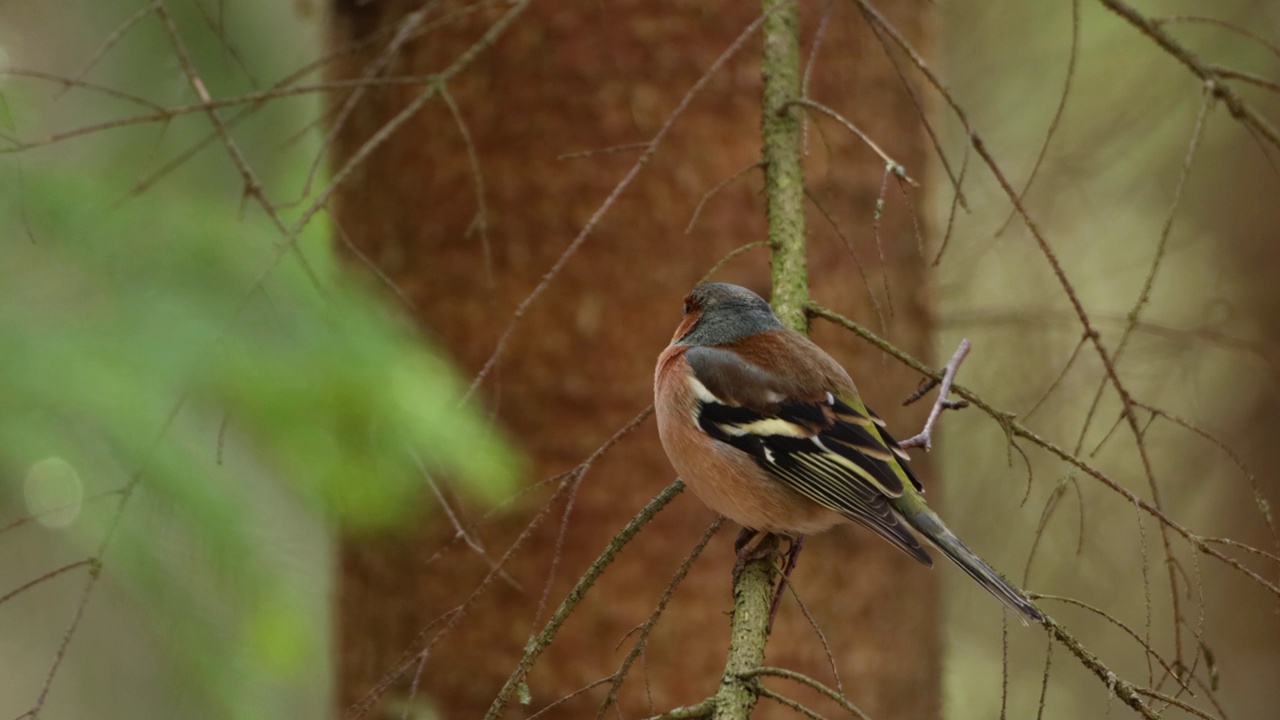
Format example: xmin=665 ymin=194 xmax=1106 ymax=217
xmin=685 ymin=345 xmax=931 ymax=565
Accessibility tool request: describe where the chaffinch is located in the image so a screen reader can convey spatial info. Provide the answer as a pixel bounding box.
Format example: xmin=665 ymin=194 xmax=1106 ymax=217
xmin=654 ymin=282 xmax=1041 ymax=622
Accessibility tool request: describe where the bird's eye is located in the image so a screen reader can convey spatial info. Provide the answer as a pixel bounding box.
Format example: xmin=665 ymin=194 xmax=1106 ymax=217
xmin=682 ymin=301 xmax=691 ymax=315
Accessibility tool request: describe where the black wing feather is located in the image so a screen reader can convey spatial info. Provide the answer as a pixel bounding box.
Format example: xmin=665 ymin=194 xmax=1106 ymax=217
xmin=689 ymin=351 xmax=931 ymax=565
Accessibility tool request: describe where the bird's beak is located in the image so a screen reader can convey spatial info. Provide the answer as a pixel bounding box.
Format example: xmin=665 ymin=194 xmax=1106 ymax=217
xmin=670 ymin=307 xmax=702 ymax=344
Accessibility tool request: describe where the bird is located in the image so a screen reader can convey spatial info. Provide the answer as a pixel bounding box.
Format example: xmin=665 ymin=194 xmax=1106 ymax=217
xmin=653 ymin=282 xmax=1042 ymax=622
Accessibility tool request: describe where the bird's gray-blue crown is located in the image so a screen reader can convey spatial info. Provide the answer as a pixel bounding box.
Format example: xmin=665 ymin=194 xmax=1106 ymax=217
xmin=676 ymin=282 xmax=784 ymax=346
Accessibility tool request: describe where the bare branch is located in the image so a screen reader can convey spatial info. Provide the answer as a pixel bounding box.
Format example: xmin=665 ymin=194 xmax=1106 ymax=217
xmin=1096 ymin=0 xmax=1280 ymax=151
xmin=0 ymin=560 xmax=95 ymax=608
xmin=809 ymin=303 xmax=1280 ymax=600
xmin=1042 ymin=617 xmax=1160 ymax=720
xmin=755 ymin=686 xmax=830 ymax=720
xmin=57 ymin=1 xmax=162 ymax=98
xmin=1152 ymin=15 xmax=1280 ymax=61
xmin=439 ymin=84 xmax=493 ymax=286
xmin=700 ymin=241 xmax=769 ymax=283
xmin=349 ymin=406 xmax=658 ymax=717
xmin=898 ymin=339 xmax=970 ymax=450
xmin=995 ymin=0 xmax=1080 ymax=236
xmin=596 ymin=519 xmax=723 ymax=718
xmin=483 ymin=481 xmax=686 ymax=720
xmin=784 ymin=98 xmax=919 ymax=187
xmin=686 ymin=161 xmax=765 ymax=234
xmin=640 ymin=699 xmax=715 ymax=720
xmin=805 ymin=187 xmax=887 ymax=334
xmin=738 ymin=667 xmax=872 ymax=720
xmin=154 ymin=2 xmax=324 ymax=291
xmin=1030 ymin=593 xmax=1189 ymax=694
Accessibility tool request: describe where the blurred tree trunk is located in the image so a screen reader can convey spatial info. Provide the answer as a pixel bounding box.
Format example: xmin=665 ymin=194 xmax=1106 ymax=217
xmin=328 ymin=2 xmax=938 ymax=718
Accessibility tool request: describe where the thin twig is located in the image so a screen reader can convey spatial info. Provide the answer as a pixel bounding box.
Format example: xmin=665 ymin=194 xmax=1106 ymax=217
xmin=1096 ymin=0 xmax=1280 ymax=151
xmin=1022 ymin=333 xmax=1088 ymax=421
xmin=3 ymin=69 xmax=165 ymax=110
xmin=1208 ymin=65 xmax=1280 ymax=94
xmin=301 ymin=6 xmax=429 ymax=199
xmin=865 ymin=17 xmax=968 ymax=211
xmin=809 ymin=303 xmax=1280 ymax=600
xmin=0 ymin=560 xmax=95 ymax=608
xmin=1073 ymin=85 xmax=1214 ymax=458
xmin=1030 ymin=593 xmax=1189 ymax=694
xmin=898 ymin=339 xmax=970 ymax=450
xmin=440 ymin=84 xmax=493 ymax=287
xmin=418 ymin=459 xmax=520 ymax=591
xmin=21 ymin=390 xmax=192 ymax=719
xmin=738 ymin=668 xmax=872 ymax=720
xmin=804 ymin=187 xmax=887 ymax=335
xmin=557 ymin=141 xmax=651 ymax=160
xmin=352 ymin=407 xmax=658 ymax=718
xmin=1152 ymin=15 xmax=1280 ymax=61
xmin=995 ymin=0 xmax=1080 ymax=236
xmin=56 ymin=1 xmax=162 ymax=99
xmin=640 ymin=699 xmax=715 ymax=720
xmin=1131 ymin=687 xmax=1219 ymax=720
xmin=527 ymin=675 xmax=618 ymax=720
xmin=800 ymin=1 xmax=835 ymax=155
xmin=154 ymin=2 xmax=324 ymax=292
xmin=596 ymin=519 xmax=723 ymax=718
xmin=755 ymin=687 xmax=830 ymax=720
xmin=462 ymin=8 xmax=777 ymax=403
xmin=783 ymin=98 xmax=918 ymax=187
xmin=869 ymin=167 xmax=895 ymax=320
xmin=1035 ymin=638 xmax=1053 ymax=720
xmin=0 ymin=489 xmax=125 ymax=537
xmin=1041 ymin=618 xmax=1160 ymax=720
xmin=700 ymin=242 xmax=769 ymax=283
xmin=931 ymin=142 xmax=970 ymax=266
xmin=686 ymin=161 xmax=765 ymax=234
xmin=786 ymin=582 xmax=843 ymax=696
xmin=483 ymin=481 xmax=686 ymax=720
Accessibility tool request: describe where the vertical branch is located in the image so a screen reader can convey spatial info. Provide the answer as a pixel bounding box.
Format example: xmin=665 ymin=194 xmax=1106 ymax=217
xmin=713 ymin=538 xmax=780 ymax=719
xmin=713 ymin=1 xmax=807 ymax=718
xmin=762 ymin=0 xmax=809 ymax=330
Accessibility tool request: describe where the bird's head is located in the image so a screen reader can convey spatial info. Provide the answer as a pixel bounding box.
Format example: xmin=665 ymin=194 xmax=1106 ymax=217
xmin=670 ymin=282 xmax=783 ymax=347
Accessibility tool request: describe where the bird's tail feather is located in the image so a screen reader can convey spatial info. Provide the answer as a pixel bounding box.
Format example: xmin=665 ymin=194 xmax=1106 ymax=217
xmin=906 ymin=508 xmax=1043 ymax=624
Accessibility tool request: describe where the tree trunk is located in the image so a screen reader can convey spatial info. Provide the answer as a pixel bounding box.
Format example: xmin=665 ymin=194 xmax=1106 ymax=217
xmin=328 ymin=2 xmax=938 ymax=718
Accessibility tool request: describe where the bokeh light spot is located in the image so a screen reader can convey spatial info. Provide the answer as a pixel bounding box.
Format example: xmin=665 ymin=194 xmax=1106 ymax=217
xmin=24 ymin=456 xmax=83 ymax=528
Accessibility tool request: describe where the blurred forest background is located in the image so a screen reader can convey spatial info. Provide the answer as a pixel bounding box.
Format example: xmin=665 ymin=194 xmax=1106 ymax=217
xmin=1 ymin=1 xmax=1278 ymax=719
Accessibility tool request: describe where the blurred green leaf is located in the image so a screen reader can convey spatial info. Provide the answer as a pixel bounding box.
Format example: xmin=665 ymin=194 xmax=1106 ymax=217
xmin=0 ymin=171 xmax=520 ymax=716
xmin=2 ymin=170 xmax=520 ymax=516
xmin=0 ymin=4 xmax=525 ymax=718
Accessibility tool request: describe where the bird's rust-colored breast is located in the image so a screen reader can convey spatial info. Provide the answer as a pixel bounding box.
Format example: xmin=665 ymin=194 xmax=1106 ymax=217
xmin=654 ymin=345 xmax=844 ymax=535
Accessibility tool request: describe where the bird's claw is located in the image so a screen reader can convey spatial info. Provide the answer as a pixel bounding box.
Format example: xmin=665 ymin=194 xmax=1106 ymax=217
xmin=729 ymin=530 xmax=807 ymax=634
xmin=767 ymin=534 xmax=805 ymax=633
xmin=731 ymin=528 xmax=771 ymax=586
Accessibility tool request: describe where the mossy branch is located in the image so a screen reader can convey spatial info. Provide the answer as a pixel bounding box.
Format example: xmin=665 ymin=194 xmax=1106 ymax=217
xmin=761 ymin=0 xmax=809 ymax=333
xmin=709 ymin=1 xmax=808 ymax=718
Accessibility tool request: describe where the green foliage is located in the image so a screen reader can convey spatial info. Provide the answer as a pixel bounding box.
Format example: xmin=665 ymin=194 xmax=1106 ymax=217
xmin=0 ymin=4 xmax=519 ymax=713
xmin=0 ymin=164 xmax=519 ymax=716
xmin=3 ymin=168 xmax=520 ymax=511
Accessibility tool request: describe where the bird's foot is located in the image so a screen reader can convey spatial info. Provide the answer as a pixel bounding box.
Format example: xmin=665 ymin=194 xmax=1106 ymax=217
xmin=767 ymin=534 xmax=805 ymax=633
xmin=731 ymin=530 xmax=805 ymax=632
xmin=731 ymin=528 xmax=771 ymax=586
xmin=733 ymin=527 xmax=760 ymax=555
